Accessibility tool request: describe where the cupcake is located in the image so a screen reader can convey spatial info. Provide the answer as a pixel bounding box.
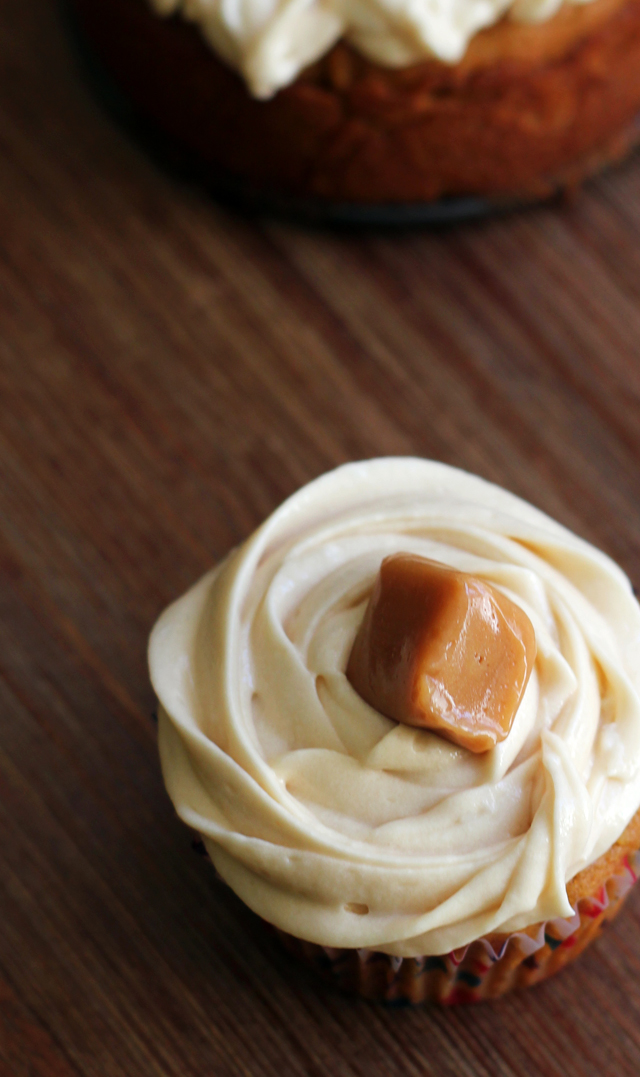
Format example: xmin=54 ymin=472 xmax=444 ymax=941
xmin=68 ymin=0 xmax=640 ymax=207
xmin=148 ymin=459 xmax=640 ymax=1002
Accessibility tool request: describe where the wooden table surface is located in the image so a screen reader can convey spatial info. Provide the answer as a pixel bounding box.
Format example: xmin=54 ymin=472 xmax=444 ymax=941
xmin=3 ymin=2 xmax=640 ymax=1074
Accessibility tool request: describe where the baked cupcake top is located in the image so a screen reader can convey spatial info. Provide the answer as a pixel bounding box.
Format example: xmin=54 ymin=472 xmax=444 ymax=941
xmin=149 ymin=459 xmax=640 ymax=957
xmin=149 ymin=0 xmax=603 ymax=96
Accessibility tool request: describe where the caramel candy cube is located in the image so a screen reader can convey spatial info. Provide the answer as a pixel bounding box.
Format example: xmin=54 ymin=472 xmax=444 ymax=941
xmin=346 ymin=554 xmax=536 ymax=753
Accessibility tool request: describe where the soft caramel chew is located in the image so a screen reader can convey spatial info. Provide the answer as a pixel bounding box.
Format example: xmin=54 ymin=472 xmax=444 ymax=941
xmin=347 ymin=554 xmax=536 ymax=752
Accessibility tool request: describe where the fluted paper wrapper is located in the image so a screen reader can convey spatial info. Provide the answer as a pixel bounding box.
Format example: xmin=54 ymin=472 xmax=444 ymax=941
xmin=192 ymin=834 xmax=639 ymax=1004
xmin=271 ymin=852 xmax=640 ymax=1004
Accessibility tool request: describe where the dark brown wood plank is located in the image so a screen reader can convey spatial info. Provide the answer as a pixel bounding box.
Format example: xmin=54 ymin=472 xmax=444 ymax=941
xmin=2 ymin=1 xmax=640 ymax=1074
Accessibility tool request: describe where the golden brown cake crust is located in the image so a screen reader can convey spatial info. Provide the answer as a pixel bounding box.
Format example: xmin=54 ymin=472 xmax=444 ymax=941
xmin=69 ymin=0 xmax=640 ymax=202
xmin=566 ymin=806 xmax=640 ymax=904
xmin=447 ymin=0 xmax=631 ymax=67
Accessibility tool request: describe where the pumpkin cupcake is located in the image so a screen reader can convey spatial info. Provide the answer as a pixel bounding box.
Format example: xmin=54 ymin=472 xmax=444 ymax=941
xmin=149 ymin=459 xmax=640 ymax=1001
xmin=69 ymin=0 xmax=640 ymax=208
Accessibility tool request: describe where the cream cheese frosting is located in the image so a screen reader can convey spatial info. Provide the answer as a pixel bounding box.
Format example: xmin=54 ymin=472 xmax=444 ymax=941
xmin=149 ymin=0 xmax=598 ymax=97
xmin=149 ymin=459 xmax=640 ymax=957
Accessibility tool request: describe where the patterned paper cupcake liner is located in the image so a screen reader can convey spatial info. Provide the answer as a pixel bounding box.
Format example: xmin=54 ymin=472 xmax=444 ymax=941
xmin=192 ymin=834 xmax=639 ymax=1004
xmin=273 ymin=851 xmax=640 ymax=1003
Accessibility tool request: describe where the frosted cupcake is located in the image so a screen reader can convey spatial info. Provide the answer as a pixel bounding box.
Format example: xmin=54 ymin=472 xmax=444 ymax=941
xmin=149 ymin=459 xmax=640 ymax=1002
xmin=68 ymin=0 xmax=640 ymax=207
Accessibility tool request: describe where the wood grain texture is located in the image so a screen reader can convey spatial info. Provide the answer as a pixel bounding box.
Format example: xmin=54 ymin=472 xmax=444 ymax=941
xmin=2 ymin=1 xmax=640 ymax=1074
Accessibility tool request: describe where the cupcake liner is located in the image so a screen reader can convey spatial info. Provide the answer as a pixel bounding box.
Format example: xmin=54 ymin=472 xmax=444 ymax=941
xmin=192 ymin=830 xmax=639 ymax=1003
xmin=272 ymin=851 xmax=640 ymax=1003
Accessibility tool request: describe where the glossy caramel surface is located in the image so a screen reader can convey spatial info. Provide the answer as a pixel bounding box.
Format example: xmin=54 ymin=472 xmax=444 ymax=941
xmin=347 ymin=554 xmax=537 ymax=752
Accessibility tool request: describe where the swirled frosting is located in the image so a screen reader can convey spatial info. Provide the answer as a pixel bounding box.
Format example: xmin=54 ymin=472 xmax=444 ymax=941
xmin=149 ymin=0 xmax=600 ymax=97
xmin=150 ymin=459 xmax=640 ymax=956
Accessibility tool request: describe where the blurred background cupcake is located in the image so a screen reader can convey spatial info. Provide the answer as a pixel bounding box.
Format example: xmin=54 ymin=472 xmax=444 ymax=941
xmin=67 ymin=0 xmax=640 ymax=207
